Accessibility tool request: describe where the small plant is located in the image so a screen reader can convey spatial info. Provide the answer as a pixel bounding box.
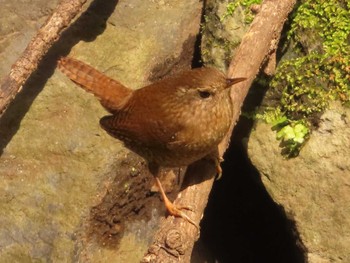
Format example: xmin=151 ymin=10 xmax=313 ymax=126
xmin=255 ymin=107 xmax=288 ymax=127
xmin=256 ymin=0 xmax=349 ymax=157
xmin=276 ymin=122 xmax=309 ymax=157
xmin=253 ymin=108 xmax=309 ymax=157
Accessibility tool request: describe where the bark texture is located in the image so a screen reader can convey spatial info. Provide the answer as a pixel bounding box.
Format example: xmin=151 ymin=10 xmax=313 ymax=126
xmin=143 ymin=0 xmax=297 ymax=262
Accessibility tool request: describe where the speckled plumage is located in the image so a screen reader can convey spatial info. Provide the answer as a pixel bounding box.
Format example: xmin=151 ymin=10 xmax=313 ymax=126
xmin=58 ymin=57 xmax=244 ymax=170
xmin=99 ymin=67 xmax=234 ymax=167
xmin=58 ymin=56 xmax=245 ymax=228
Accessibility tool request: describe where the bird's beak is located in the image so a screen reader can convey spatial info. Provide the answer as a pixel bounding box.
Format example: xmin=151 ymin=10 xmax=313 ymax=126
xmin=225 ymin=77 xmax=247 ymax=88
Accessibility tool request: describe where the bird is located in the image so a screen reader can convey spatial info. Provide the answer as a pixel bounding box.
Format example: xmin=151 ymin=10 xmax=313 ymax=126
xmin=57 ymin=57 xmax=245 ymax=229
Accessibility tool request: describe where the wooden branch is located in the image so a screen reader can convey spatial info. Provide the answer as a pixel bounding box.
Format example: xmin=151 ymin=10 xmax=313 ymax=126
xmin=0 ymin=0 xmax=87 ymax=116
xmin=142 ymin=0 xmax=297 ymax=262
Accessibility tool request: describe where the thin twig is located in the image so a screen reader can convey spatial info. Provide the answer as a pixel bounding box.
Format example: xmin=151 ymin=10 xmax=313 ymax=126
xmin=0 ymin=0 xmax=87 ymax=116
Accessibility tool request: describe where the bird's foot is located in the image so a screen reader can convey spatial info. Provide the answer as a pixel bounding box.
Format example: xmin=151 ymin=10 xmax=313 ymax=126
xmin=163 ymin=198 xmax=199 ymax=230
xmin=155 ymin=177 xmax=199 ymax=231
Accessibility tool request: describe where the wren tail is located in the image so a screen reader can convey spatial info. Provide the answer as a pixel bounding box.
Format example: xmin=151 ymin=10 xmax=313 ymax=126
xmin=57 ymin=57 xmax=132 ymax=112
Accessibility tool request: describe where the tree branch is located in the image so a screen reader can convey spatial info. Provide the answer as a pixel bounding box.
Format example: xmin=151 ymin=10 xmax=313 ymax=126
xmin=142 ymin=0 xmax=297 ymax=262
xmin=0 ymin=0 xmax=87 ymax=116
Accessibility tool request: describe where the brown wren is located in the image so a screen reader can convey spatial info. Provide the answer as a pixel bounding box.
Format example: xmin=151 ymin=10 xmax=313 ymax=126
xmin=57 ymin=57 xmax=245 ymax=229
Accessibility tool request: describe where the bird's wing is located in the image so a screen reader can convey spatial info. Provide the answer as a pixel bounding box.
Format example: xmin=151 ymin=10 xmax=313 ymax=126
xmin=99 ymin=90 xmax=183 ymax=150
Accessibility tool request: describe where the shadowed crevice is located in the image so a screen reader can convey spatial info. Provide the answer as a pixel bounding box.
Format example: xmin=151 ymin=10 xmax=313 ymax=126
xmin=194 ymin=117 xmax=307 ymax=263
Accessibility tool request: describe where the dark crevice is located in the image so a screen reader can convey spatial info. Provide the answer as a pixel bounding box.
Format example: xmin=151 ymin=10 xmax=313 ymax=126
xmin=193 ymin=114 xmax=307 ymax=263
xmin=191 ymin=2 xmax=206 ymax=69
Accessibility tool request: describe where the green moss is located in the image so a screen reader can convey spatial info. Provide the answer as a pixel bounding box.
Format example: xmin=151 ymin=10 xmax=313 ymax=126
xmin=254 ymin=107 xmax=288 ymax=127
xmin=221 ymin=0 xmax=262 ymax=23
xmin=201 ymin=0 xmax=260 ymax=70
xmin=258 ymin=0 xmax=350 ymax=157
xmin=272 ymin=54 xmax=350 ymax=116
xmin=289 ymin=1 xmax=350 ymax=56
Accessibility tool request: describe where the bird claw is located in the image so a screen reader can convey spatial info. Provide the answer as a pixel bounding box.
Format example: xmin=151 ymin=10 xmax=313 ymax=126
xmin=155 ymin=177 xmax=199 ymax=231
xmin=175 ymin=204 xmax=194 ymax=212
xmin=215 ymin=157 xmax=224 ymax=180
xmin=166 ymin=202 xmax=199 ymax=231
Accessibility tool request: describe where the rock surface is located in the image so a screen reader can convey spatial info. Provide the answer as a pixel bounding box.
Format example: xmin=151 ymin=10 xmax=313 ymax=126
xmin=0 ymin=0 xmax=202 ymax=261
xmin=201 ymin=0 xmax=250 ymax=71
xmin=248 ymin=102 xmax=350 ymax=263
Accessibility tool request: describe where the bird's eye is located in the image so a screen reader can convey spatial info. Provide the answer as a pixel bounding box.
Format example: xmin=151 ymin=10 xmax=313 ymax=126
xmin=198 ymin=90 xmax=211 ymax=99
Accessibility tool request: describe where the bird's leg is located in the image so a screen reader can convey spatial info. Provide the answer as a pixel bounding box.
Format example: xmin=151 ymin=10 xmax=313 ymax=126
xmin=154 ymin=177 xmax=199 ymax=230
xmin=204 ymin=151 xmax=224 ymax=180
xmin=149 ymin=162 xmax=198 ymax=230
